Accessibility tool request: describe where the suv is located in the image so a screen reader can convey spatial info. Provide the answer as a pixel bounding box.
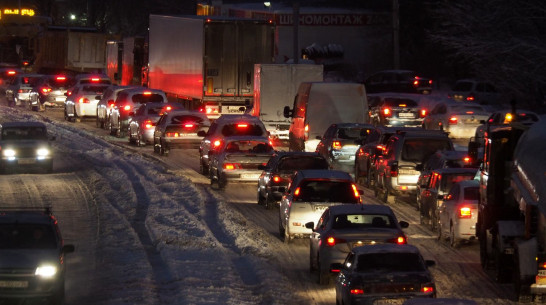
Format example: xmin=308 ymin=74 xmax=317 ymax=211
xmin=28 ymin=75 xmax=75 ymax=111
xmin=96 ymin=85 xmax=137 ymax=129
xmin=364 ymin=70 xmax=432 ymax=94
xmin=4 ymin=74 xmax=43 ymax=107
xmin=0 ymin=121 xmax=55 ymax=174
xmin=374 ymin=130 xmax=454 ymax=203
xmin=198 ymin=114 xmax=268 ymax=175
xmin=368 ymin=94 xmax=426 ymax=127
xmin=448 ymin=79 xmax=503 ymax=105
xmin=0 ymin=207 xmax=75 ymax=303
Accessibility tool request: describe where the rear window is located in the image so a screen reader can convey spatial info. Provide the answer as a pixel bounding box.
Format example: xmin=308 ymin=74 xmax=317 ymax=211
xmin=401 ymin=139 xmax=452 ymax=162
xmin=225 ymin=140 xmax=273 ymax=154
xmin=170 ymin=115 xmax=205 ymax=125
xmin=21 ymin=76 xmax=42 ymax=86
xmin=80 ymin=79 xmax=111 ymax=85
xmin=277 ymin=156 xmax=329 ymax=171
xmin=337 ymin=127 xmax=373 ymax=140
xmin=384 ymin=98 xmax=419 ymax=107
xmin=464 ymin=186 xmax=480 ymax=200
xmin=332 ymin=214 xmax=396 ymax=229
xmin=516 ymin=113 xmax=539 ymax=123
xmin=356 ymin=252 xmax=425 ymax=272
xmin=221 ymin=123 xmax=265 ymax=137
xmin=132 ymin=93 xmax=165 ymax=104
xmin=295 ymin=180 xmax=359 ymax=203
xmin=440 ymin=174 xmax=475 ymax=192
xmin=1 ymin=126 xmax=47 ymax=140
xmin=47 ymin=77 xmax=74 ymax=89
xmin=81 ymin=85 xmax=109 ymax=94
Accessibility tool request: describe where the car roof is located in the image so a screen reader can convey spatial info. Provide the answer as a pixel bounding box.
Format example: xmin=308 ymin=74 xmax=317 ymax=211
xmin=431 ymin=167 xmax=478 ymax=175
xmin=327 ymin=204 xmax=393 ymax=215
xmin=295 ymin=169 xmax=352 ymax=180
xmin=0 ymin=208 xmax=55 ymax=225
xmin=456 ymin=179 xmax=480 ymax=188
xmin=353 ymin=243 xmax=420 ymax=255
xmin=0 ymin=121 xmax=47 ymax=129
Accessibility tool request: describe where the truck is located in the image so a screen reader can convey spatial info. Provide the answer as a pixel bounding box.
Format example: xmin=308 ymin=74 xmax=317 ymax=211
xmin=147 ymin=15 xmax=275 ymax=120
xmin=32 ymin=26 xmax=109 ymax=74
xmin=474 ymin=111 xmax=545 ymax=302
xmin=106 ymin=37 xmax=146 ymax=86
xmin=250 ymin=64 xmax=323 ymax=146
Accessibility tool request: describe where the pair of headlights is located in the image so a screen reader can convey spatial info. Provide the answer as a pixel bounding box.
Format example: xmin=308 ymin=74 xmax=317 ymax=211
xmin=2 ymin=148 xmax=50 ymax=157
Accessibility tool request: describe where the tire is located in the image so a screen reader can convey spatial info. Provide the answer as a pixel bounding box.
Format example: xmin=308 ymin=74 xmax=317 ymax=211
xmin=278 ymin=213 xmax=285 ymax=239
xmin=64 ymin=110 xmax=69 ymax=121
xmin=309 ymin=250 xmax=316 ymax=272
xmin=116 ymin=121 xmax=124 ymax=138
xmin=479 ymin=227 xmax=490 ymax=270
xmin=109 ymin=120 xmax=117 ymax=136
xmin=437 ymin=221 xmax=444 ymax=241
xmin=494 ymin=232 xmax=512 ymax=283
xmin=449 ymin=224 xmax=459 ymax=248
xmin=136 ymin=129 xmax=143 ymax=147
xmin=283 ymin=228 xmax=291 ymax=244
xmin=257 ymin=190 xmax=265 ymax=205
xmin=200 ymin=158 xmax=209 ymax=176
xmin=96 ymin=116 xmax=101 ymax=128
xmin=153 ymin=140 xmax=160 ymax=154
xmin=265 ymin=194 xmax=275 ymax=210
xmin=317 ymin=259 xmax=329 ymax=285
xmin=217 ymin=173 xmax=226 ymax=189
xmin=366 ymin=167 xmax=374 ymax=189
xmin=430 ymin=209 xmax=438 ymax=231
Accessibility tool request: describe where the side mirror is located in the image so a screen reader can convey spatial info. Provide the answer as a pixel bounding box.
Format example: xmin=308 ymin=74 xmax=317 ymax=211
xmin=399 ymin=221 xmax=409 ymax=229
xmin=63 ymin=244 xmax=75 ymax=254
xmin=197 ymin=130 xmax=206 ymax=137
xmin=283 ymin=106 xmax=292 ymax=118
xmin=305 ymin=222 xmax=315 ymax=230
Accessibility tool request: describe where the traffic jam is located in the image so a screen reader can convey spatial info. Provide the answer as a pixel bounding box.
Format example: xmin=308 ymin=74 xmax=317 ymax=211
xmin=1 ymin=3 xmax=545 ymax=305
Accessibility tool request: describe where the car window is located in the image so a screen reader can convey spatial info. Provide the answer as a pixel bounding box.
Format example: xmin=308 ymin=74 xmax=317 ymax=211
xmin=132 ymin=93 xmax=164 ymax=104
xmin=332 ymin=213 xmax=396 ymax=229
xmin=337 ymin=127 xmax=371 ymax=140
xmin=81 ymin=85 xmax=109 ymax=94
xmin=295 ymin=180 xmax=359 ymax=203
xmin=277 ymin=156 xmax=329 ymax=171
xmin=47 ymin=77 xmax=74 ymax=89
xmin=463 ymin=186 xmax=480 ymax=200
xmin=1 ymin=126 xmax=47 ymax=140
xmin=384 ymin=98 xmax=419 ymax=107
xmin=356 ymin=252 xmax=425 ymax=272
xmin=440 ymin=174 xmax=475 ymax=193
xmin=170 ymin=115 xmax=205 ymax=125
xmin=224 ymin=140 xmax=273 ymax=153
xmin=446 ymin=184 xmax=460 ymax=201
xmin=0 ymin=224 xmax=57 ymax=249
xmin=22 ymin=76 xmax=42 ymax=86
xmin=221 ymin=123 xmax=265 ymax=137
xmin=401 ymin=139 xmax=452 ymax=162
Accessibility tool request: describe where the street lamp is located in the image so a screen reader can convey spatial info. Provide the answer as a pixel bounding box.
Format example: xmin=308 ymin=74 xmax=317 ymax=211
xmin=70 ymin=14 xmax=76 ymax=20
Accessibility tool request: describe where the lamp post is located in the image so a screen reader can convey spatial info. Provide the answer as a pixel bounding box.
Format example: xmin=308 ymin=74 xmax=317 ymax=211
xmin=392 ymin=0 xmax=400 ymax=69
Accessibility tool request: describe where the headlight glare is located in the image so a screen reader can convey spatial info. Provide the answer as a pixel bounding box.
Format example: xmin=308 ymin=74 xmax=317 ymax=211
xmin=35 ymin=265 xmax=57 ymax=278
xmin=3 ymin=149 xmax=16 ymax=157
xmin=36 ymin=148 xmax=50 ymax=156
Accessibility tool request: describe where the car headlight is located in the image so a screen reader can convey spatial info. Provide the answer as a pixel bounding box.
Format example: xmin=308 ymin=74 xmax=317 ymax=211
xmin=36 ymin=148 xmax=50 ymax=156
xmin=35 ymin=265 xmax=58 ymax=278
xmin=3 ymin=149 xmax=16 ymax=157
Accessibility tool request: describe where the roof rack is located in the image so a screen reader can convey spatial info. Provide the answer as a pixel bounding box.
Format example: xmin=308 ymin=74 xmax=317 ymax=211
xmin=0 ymin=206 xmax=53 ymax=215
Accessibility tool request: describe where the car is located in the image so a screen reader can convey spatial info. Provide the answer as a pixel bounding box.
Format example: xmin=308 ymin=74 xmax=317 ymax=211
xmin=278 ymin=169 xmax=362 ymax=243
xmin=374 ymin=130 xmax=454 ymax=203
xmin=474 ymin=108 xmax=540 ymax=145
xmin=402 ymin=298 xmax=477 ymax=305
xmin=422 ymin=101 xmax=490 ymax=139
xmin=334 ymin=244 xmax=436 ymax=305
xmin=152 ymin=109 xmax=211 ymax=155
xmin=354 ymin=126 xmax=420 ymax=188
xmin=0 ymin=66 xmax=22 ymax=94
xmin=315 ymin=123 xmax=375 ymax=174
xmin=128 ymin=102 xmax=184 ymax=146
xmin=64 ymin=83 xmax=110 ymax=122
xmin=28 ymin=75 xmax=75 ymax=111
xmin=68 ymin=73 xmax=111 ymax=96
xmin=448 ymin=79 xmax=503 ymax=106
xmin=364 ymin=70 xmax=433 ymax=94
xmin=306 ymin=204 xmax=410 ymax=285
xmin=198 ymin=114 xmax=269 ymax=175
xmin=109 ymin=87 xmax=167 ymax=138
xmin=0 ymin=207 xmax=75 ymax=304
xmin=368 ymin=93 xmax=427 ymax=127
xmin=418 ymin=168 xmax=478 ymax=232
xmin=0 ymin=121 xmax=55 ymax=174
xmin=257 ymin=151 xmax=330 ymax=209
xmin=4 ymin=73 xmax=43 ymax=107
xmin=96 ymin=85 xmax=137 ymax=129
xmin=209 ymin=136 xmax=275 ymax=189
xmin=437 ymin=179 xmax=480 ymax=247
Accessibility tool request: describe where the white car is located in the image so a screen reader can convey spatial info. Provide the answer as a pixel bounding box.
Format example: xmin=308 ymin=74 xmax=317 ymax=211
xmin=152 ymin=109 xmax=211 ymax=155
xmin=422 ymin=101 xmax=490 ymax=139
xmin=279 ymin=169 xmax=362 ymax=243
xmin=437 ymin=179 xmax=480 ymax=247
xmin=64 ymin=83 xmax=110 ymax=122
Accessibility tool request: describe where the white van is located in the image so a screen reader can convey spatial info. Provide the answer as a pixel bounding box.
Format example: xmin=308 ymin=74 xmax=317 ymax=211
xmin=283 ymin=82 xmax=368 ymax=152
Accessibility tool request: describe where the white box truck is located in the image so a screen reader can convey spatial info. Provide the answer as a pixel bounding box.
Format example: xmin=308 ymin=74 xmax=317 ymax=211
xmin=250 ymin=64 xmax=323 ymax=146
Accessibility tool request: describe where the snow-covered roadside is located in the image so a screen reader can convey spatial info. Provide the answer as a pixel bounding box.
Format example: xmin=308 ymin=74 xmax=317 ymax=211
xmin=0 ymin=106 xmax=303 ymax=304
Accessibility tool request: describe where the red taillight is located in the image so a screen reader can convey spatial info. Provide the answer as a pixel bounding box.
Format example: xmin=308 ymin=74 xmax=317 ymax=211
xmin=143 ymin=91 xmax=152 ymax=95
xmin=184 ymin=124 xmax=194 ymax=128
xmin=78 ymin=97 xmax=90 ymax=104
xmin=41 ymin=87 xmax=51 ymax=94
xmin=458 ymin=207 xmax=472 ymax=218
xmin=91 ymin=77 xmax=100 ymax=82
xmin=466 ymin=111 xmax=474 ymax=114
xmin=56 ymin=76 xmax=66 ymax=81
xmin=143 ymin=120 xmax=154 ymax=129
xmin=350 ymin=289 xmax=364 ymax=295
xmin=67 ymin=90 xmax=72 ymax=96
xmin=351 ymin=183 xmax=360 ymax=199
xmin=466 ymin=95 xmax=475 ymax=101
xmin=332 ymin=141 xmax=342 ymax=150
xmin=165 ymin=132 xmax=179 ymax=137
xmin=164 ymin=106 xmax=172 ymax=111
xmin=205 ymin=106 xmax=219 ymax=114
xmin=463 ymin=156 xmax=471 ymax=163
xmin=540 ymin=262 xmax=546 ymax=269
xmin=428 ymin=80 xmax=432 ymax=85
xmin=123 ymin=105 xmax=131 ymax=111
xmin=397 ymin=236 xmax=407 ymax=244
xmin=448 ymin=117 xmax=458 ymax=124
xmin=413 ymin=79 xmax=419 ymax=86
xmin=421 ymin=286 xmax=434 ymax=294
xmin=108 ymin=100 xmax=115 ymax=108
xmin=272 ymin=175 xmax=281 ymax=183
xmin=237 ymin=123 xmax=248 ymax=128
xmin=383 ymin=108 xmax=392 ymax=117
xmin=294 ymin=187 xmax=301 ymax=197
xmin=213 ymin=140 xmax=222 ymax=148
xmin=224 ymin=163 xmax=240 ymax=170
xmin=420 ymin=109 xmax=427 ymax=117
xmin=357 ymin=148 xmax=365 ymax=157
xmin=18 ymin=89 xmax=23 ymax=93
xmin=325 ymin=236 xmax=346 ymax=247
xmin=7 ymin=70 xmax=16 ymax=75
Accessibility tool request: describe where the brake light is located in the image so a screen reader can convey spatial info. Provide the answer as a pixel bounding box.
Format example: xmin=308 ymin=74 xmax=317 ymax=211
xmin=108 ymin=100 xmax=115 ymax=108
xmin=397 ymin=236 xmax=406 ymax=244
xmin=466 ymin=95 xmax=475 ymax=101
xmin=505 ymin=113 xmax=513 ymax=123
xmin=91 ymin=77 xmax=100 ymax=82
xmin=184 ymin=124 xmax=194 ymax=128
xmin=272 ymin=175 xmax=281 ymax=183
xmin=357 ymin=147 xmax=365 ymax=157
xmin=41 ymin=87 xmax=51 ymax=94
xmin=351 ymin=183 xmax=360 ymax=199
xmin=237 ymin=124 xmax=248 ymax=128
xmin=326 ymin=237 xmax=336 ymax=246
xmin=463 ymin=156 xmax=471 ymax=163
xmin=67 ymin=90 xmax=72 ymax=96
xmin=294 ymin=187 xmax=301 ymax=197
xmin=540 ymin=262 xmax=546 ymax=269
xmin=18 ymin=89 xmax=23 ymax=93
xmin=123 ymin=105 xmax=131 ymax=111
xmin=458 ymin=207 xmax=472 ymax=218
xmin=413 ymin=79 xmax=419 ymax=86
xmin=383 ymin=108 xmax=392 ymax=117
xmin=421 ymin=286 xmax=434 ymax=294
xmin=420 ymin=109 xmax=427 ymax=117
xmin=143 ymin=91 xmax=152 ymax=95
xmin=466 ymin=111 xmax=474 ymax=114
xmin=223 ymin=163 xmax=240 ymax=170
xmin=165 ymin=132 xmax=179 ymax=137
xmin=165 ymin=106 xmax=172 ymax=111
xmin=332 ymin=141 xmax=342 ymax=150
xmin=399 ymin=104 xmax=406 ymax=107
xmin=350 ymin=289 xmax=364 ymax=295
xmin=213 ymin=140 xmax=222 ymax=148
xmin=7 ymin=70 xmax=16 ymax=75
xmin=78 ymin=97 xmax=90 ymax=104
xmin=304 ymin=124 xmax=309 ymax=140
xmin=143 ymin=120 xmax=154 ymax=129
xmin=448 ymin=117 xmax=458 ymax=124
xmin=56 ymin=76 xmax=66 ymax=81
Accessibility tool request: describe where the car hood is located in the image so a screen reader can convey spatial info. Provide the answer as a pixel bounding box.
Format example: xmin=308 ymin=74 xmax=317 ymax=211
xmin=0 ymin=249 xmax=60 ymax=269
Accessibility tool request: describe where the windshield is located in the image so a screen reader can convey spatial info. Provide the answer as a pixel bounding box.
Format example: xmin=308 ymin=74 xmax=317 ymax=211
xmin=1 ymin=126 xmax=47 ymax=140
xmin=401 ymin=139 xmax=452 ymax=162
xmin=356 ymin=252 xmax=425 ymax=272
xmin=0 ymin=224 xmax=57 ymax=249
xmin=336 ymin=127 xmax=373 ymax=140
xmin=132 ymin=93 xmax=165 ymax=104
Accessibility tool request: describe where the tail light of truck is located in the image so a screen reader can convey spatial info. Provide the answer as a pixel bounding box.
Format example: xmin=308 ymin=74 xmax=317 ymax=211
xmin=458 ymin=206 xmax=472 ymax=218
xmin=463 ymin=156 xmax=471 ymax=163
xmin=78 ymin=97 xmax=90 ymax=104
xmin=448 ymin=117 xmax=458 ymax=124
xmin=223 ymin=163 xmax=241 ymax=170
xmin=420 ymin=109 xmax=427 ymax=117
xmin=237 ymin=123 xmax=248 ymax=128
xmin=41 ymin=87 xmax=51 ymax=94
xmin=142 ymin=120 xmax=154 ymax=129
xmin=382 ymin=108 xmax=392 ymax=117
xmin=332 ymin=141 xmax=342 ymax=150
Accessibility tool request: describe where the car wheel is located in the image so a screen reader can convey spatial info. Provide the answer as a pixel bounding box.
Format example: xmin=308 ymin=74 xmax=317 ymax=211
xmin=200 ymin=158 xmax=209 ymax=176
xmin=309 ymin=250 xmax=316 ymax=272
xmin=449 ymin=223 xmax=459 ymax=248
xmin=96 ymin=116 xmax=101 ymax=128
xmin=64 ymin=110 xmax=69 ymax=121
xmin=257 ymin=190 xmax=265 ymax=205
xmin=381 ymin=185 xmax=389 ymax=204
xmin=278 ymin=213 xmax=285 ymax=238
xmin=209 ymin=170 xmax=218 ymax=189
xmin=283 ymin=228 xmax=291 ymax=244
xmin=317 ymin=259 xmax=329 ymax=285
xmin=217 ymin=173 xmax=226 ymax=189
xmin=116 ymin=121 xmax=123 ymax=138
xmin=109 ymin=120 xmax=117 ymax=136
xmin=136 ymin=129 xmax=144 ymax=147
xmin=265 ymin=194 xmax=275 ymax=210
xmin=494 ymin=232 xmax=511 ymax=283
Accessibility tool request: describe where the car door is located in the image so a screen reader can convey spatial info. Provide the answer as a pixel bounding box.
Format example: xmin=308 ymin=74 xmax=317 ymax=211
xmin=310 ymin=210 xmax=330 ymax=264
xmin=439 ymin=183 xmax=460 ymax=235
xmin=315 ymin=125 xmax=336 ymax=163
xmin=420 ymin=171 xmax=439 ymax=220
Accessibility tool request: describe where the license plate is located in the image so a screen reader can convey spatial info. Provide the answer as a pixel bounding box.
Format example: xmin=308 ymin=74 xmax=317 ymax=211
xmin=225 ymin=106 xmax=244 ymax=114
xmin=241 ymin=174 xmax=260 ymax=179
xmin=398 ymin=113 xmax=415 ymax=118
xmin=18 ymin=159 xmax=35 ymax=165
xmin=374 ymin=298 xmax=406 ymax=305
xmin=179 ymin=133 xmax=197 ymax=137
xmin=56 ymin=97 xmax=66 ymax=102
xmin=0 ymin=281 xmax=29 ymax=288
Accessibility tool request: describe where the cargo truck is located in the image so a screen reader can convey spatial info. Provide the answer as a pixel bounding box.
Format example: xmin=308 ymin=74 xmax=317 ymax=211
xmin=32 ymin=26 xmax=108 ymax=74
xmin=473 ymin=111 xmax=546 ymax=302
xmin=106 ymin=37 xmax=146 ymax=86
xmin=147 ymin=15 xmax=275 ymax=120
xmin=250 ymin=64 xmax=323 ymax=146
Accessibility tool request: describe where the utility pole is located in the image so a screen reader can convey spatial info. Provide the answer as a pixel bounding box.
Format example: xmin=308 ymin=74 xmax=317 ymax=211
xmin=392 ymin=0 xmax=400 ymax=69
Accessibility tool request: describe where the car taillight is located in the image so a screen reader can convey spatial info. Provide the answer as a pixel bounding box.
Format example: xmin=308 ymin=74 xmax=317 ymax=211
xmin=304 ymin=124 xmax=309 ymax=140
xmin=7 ymin=70 xmax=16 ymax=75
xmin=91 ymin=78 xmax=100 ymax=82
xmin=421 ymin=286 xmax=434 ymax=294
xmin=463 ymin=156 xmax=471 ymax=163
xmin=383 ymin=108 xmax=392 ymax=117
xmin=203 ymin=105 xmax=219 ymax=115
xmin=332 ymin=141 xmax=342 ymax=150
xmin=18 ymin=89 xmax=23 ymax=93
xmin=466 ymin=95 xmax=475 ymax=101
xmin=413 ymin=79 xmax=419 ymax=86
xmin=429 ymin=80 xmax=433 ymax=85
xmin=357 ymin=147 xmax=365 ymax=157
xmin=351 ymin=183 xmax=360 ymax=199
xmin=143 ymin=120 xmax=154 ymax=129
xmin=67 ymin=90 xmax=72 ymax=96
xmin=223 ymin=163 xmax=241 ymax=170
xmin=212 ymin=139 xmax=222 ymax=148
xmin=56 ymin=76 xmax=66 ymax=81
xmin=184 ymin=124 xmax=194 ymax=128
xmin=108 ymin=100 xmax=115 ymax=108
xmin=294 ymin=187 xmax=301 ymax=197
xmin=123 ymin=105 xmax=131 ymax=111
xmin=458 ymin=206 xmax=472 ymax=218
xmin=41 ymin=87 xmax=51 ymax=94
xmin=397 ymin=236 xmax=407 ymax=244
xmin=143 ymin=91 xmax=152 ymax=95
xmin=420 ymin=109 xmax=427 ymax=117
xmin=448 ymin=117 xmax=458 ymax=124
xmin=78 ymin=97 xmax=90 ymax=104
xmin=350 ymin=289 xmax=365 ymax=295
xmin=325 ymin=236 xmax=346 ymax=247
xmin=165 ymin=132 xmax=180 ymax=137
xmin=272 ymin=175 xmax=282 ymax=183
xmin=390 ymin=162 xmax=398 ymax=177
